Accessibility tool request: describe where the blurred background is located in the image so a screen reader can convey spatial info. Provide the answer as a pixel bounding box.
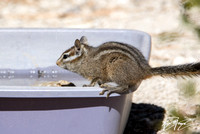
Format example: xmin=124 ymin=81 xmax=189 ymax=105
xmin=0 ymin=0 xmax=200 ymax=133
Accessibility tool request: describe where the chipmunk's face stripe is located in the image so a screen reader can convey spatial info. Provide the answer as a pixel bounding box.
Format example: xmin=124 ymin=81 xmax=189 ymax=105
xmin=64 ymin=46 xmax=74 ymax=53
xmin=61 ymin=46 xmax=84 ymax=63
xmin=62 ymin=51 xmax=78 ymax=63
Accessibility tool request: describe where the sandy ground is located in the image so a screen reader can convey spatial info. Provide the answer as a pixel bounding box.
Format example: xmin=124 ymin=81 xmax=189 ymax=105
xmin=0 ymin=0 xmax=200 ymax=133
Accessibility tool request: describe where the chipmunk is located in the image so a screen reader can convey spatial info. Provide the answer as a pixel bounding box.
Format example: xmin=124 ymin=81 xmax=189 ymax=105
xmin=56 ymin=36 xmax=200 ymax=98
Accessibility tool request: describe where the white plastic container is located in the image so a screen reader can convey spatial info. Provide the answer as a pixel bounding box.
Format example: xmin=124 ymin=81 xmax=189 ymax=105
xmin=0 ymin=29 xmax=151 ymax=134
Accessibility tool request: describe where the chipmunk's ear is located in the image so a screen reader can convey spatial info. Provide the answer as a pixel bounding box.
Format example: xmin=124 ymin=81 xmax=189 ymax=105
xmin=80 ymin=36 xmax=88 ymax=44
xmin=74 ymin=39 xmax=81 ymax=50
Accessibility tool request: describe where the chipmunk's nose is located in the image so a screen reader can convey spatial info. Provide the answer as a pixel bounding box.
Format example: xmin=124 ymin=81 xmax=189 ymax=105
xmin=56 ymin=60 xmax=60 ymax=66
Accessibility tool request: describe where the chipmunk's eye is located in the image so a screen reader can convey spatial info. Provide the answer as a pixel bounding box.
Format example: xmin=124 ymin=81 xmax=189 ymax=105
xmin=63 ymin=54 xmax=69 ymax=59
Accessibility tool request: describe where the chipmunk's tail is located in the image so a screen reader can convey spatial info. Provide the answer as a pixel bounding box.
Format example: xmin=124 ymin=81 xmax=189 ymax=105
xmin=150 ymin=62 xmax=200 ymax=78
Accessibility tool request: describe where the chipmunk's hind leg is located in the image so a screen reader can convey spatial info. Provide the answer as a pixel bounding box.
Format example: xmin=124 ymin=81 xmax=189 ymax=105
xmin=99 ymin=85 xmax=128 ymax=98
xmin=99 ymin=84 xmax=140 ymax=98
